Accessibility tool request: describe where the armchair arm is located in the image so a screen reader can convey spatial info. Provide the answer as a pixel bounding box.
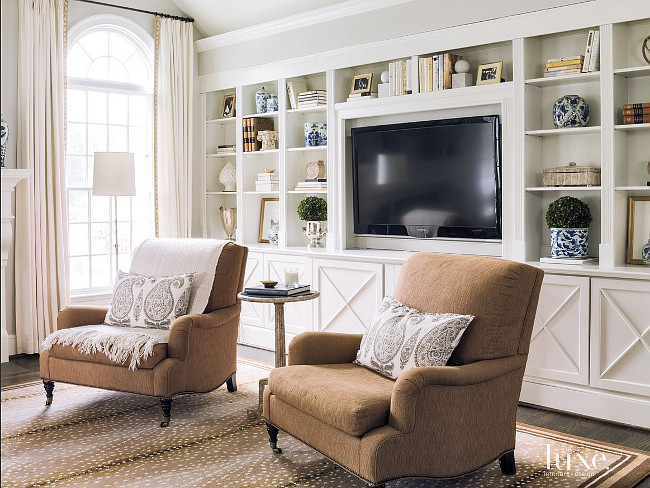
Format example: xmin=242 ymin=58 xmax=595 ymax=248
xmin=390 ymin=355 xmax=528 ymax=433
xmin=57 ymin=306 xmax=108 ymax=330
xmin=288 ymin=331 xmax=363 ymax=365
xmin=167 ymin=304 xmax=241 ymax=360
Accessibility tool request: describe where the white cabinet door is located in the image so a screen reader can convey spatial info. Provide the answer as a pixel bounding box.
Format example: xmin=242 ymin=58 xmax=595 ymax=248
xmin=313 ymin=259 xmax=383 ymax=334
xmin=238 ymin=252 xmax=265 ymax=346
xmin=384 ymin=263 xmax=404 ymax=297
xmin=525 ymin=274 xmax=590 ymax=385
xmin=590 ymin=278 xmax=650 ymax=396
xmin=264 ymin=254 xmax=313 ymax=339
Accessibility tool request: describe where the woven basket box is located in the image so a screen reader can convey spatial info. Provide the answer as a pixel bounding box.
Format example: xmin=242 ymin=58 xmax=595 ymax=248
xmin=542 ymin=162 xmax=601 ymax=187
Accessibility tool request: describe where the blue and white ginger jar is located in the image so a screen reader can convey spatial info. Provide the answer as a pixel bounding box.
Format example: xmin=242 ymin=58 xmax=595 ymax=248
xmin=319 ymin=123 xmax=327 ymax=146
xmin=266 ymin=94 xmax=278 ymax=113
xmin=552 ymin=95 xmax=590 ymax=128
xmin=256 ymin=87 xmax=269 ymax=114
xmin=304 ymin=123 xmax=323 ymax=147
xmin=642 ymin=238 xmax=650 ymax=267
xmin=550 ymin=228 xmax=589 ymax=258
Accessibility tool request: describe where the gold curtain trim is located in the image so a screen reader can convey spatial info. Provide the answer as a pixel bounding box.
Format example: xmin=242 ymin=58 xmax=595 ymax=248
xmin=153 ymin=16 xmax=161 ymax=237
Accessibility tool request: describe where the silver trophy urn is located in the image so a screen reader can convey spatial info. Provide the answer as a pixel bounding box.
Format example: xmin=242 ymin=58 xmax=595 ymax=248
xmin=219 ymin=207 xmax=237 ymax=241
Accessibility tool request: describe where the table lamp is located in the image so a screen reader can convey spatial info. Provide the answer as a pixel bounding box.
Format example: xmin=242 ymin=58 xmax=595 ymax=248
xmin=92 ymin=152 xmax=136 ymax=273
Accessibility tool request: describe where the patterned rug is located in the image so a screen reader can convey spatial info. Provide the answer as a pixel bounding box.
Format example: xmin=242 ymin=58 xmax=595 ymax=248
xmin=2 ymin=360 xmax=649 ymax=488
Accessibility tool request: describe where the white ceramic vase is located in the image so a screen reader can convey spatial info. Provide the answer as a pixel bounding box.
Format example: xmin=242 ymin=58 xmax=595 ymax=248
xmin=219 ymin=161 xmax=236 ymax=192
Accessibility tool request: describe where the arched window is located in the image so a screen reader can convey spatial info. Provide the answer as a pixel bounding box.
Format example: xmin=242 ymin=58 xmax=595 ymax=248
xmin=66 ymin=17 xmax=154 ymax=294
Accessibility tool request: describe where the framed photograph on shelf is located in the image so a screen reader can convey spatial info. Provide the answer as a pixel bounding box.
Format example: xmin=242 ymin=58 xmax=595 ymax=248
xmin=259 ymin=197 xmax=279 ymax=244
xmin=221 ymin=94 xmax=236 ymax=118
xmin=626 ymin=196 xmax=650 ymax=265
xmin=476 ymin=61 xmax=503 ymax=86
xmin=350 ymin=73 xmax=373 ymax=95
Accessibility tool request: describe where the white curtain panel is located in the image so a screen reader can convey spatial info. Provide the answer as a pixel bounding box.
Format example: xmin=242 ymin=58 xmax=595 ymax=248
xmin=15 ymin=0 xmax=69 ymax=353
xmin=155 ymin=18 xmax=193 ymax=238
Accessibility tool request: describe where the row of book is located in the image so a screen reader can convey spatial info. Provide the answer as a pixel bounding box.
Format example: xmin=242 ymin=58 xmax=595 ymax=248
xmin=297 ymin=90 xmax=327 ymax=108
xmin=582 ymin=30 xmax=600 ymax=73
xmin=295 ymin=178 xmax=327 ymax=191
xmin=242 ymin=117 xmax=274 ymax=152
xmin=622 ymin=102 xmax=650 ymax=125
xmin=417 ymin=53 xmax=461 ymax=92
xmin=255 ymin=171 xmax=278 ymax=192
xmin=543 ymin=55 xmax=585 ymax=78
xmin=389 ymin=59 xmax=413 ymax=96
xmin=215 ymin=144 xmax=235 ymax=154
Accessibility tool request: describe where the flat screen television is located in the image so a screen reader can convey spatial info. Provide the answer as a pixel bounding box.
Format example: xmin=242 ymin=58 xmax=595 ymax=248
xmin=351 ymin=116 xmax=501 ymax=239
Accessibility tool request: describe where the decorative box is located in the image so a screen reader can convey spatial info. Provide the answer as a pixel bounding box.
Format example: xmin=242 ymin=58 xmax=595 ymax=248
xmin=542 ymin=162 xmax=600 ymax=187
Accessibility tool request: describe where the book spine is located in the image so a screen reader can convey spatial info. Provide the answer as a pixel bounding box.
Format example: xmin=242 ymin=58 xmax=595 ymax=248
xmin=389 ymin=62 xmax=394 ymax=96
xmin=287 ymin=83 xmax=296 ymax=110
xmin=252 ymin=118 xmax=259 ymax=151
xmin=401 ymin=60 xmax=406 ymax=95
xmin=438 ymin=55 xmax=443 ymax=91
xmin=547 ymin=55 xmax=584 ymax=63
xmin=433 ymin=55 xmax=439 ymax=91
xmin=543 ymin=69 xmax=583 ymax=77
xmin=545 ymin=63 xmax=582 ymax=72
xmin=406 ymin=59 xmax=412 ymax=94
xmin=622 ymin=103 xmax=650 ymax=109
xmin=623 ymin=114 xmax=650 ymax=124
xmin=622 ymin=108 xmax=650 ymax=115
xmin=588 ymin=30 xmax=600 ymax=72
xmin=425 ymin=57 xmax=432 ymax=92
xmin=418 ymin=58 xmax=425 ymax=93
xmin=582 ymin=30 xmax=594 ymax=73
xmin=547 ymin=59 xmax=586 ymax=68
xmin=242 ymin=118 xmax=249 ymax=152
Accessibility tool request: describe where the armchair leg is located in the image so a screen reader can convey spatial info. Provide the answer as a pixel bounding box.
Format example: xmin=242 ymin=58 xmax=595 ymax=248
xmin=266 ymin=422 xmax=282 ymax=454
xmin=226 ymin=374 xmax=237 ymax=392
xmin=499 ymin=451 xmax=516 ymax=475
xmin=43 ymin=381 xmax=55 ymax=406
xmin=160 ymin=397 xmax=173 ymax=427
xmin=368 ymin=484 xmax=385 ymax=488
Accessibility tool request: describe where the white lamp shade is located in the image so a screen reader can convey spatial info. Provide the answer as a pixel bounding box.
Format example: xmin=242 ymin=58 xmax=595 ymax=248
xmin=92 ymin=152 xmax=136 ymax=196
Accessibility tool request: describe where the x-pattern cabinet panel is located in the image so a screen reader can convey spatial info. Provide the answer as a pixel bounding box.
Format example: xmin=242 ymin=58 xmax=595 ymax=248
xmin=238 ymin=252 xmax=265 ymax=346
xmin=525 ymin=275 xmax=590 ymax=385
xmin=313 ymin=259 xmax=383 ymax=334
xmin=590 ymin=278 xmax=650 ymax=397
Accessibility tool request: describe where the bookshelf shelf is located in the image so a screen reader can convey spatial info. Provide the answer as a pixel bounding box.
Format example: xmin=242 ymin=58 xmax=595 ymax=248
xmin=526 ymin=186 xmax=601 ymax=192
xmin=287 ymin=106 xmax=327 ymax=115
xmin=242 ymin=149 xmax=280 ymax=156
xmin=614 ymin=123 xmax=650 ymax=131
xmin=615 ymin=186 xmax=650 ymax=191
xmin=525 ymin=71 xmax=600 ymax=87
xmin=206 ymin=152 xmax=236 ymax=158
xmin=206 ymin=117 xmax=236 ymax=125
xmin=287 ymin=190 xmax=328 ymax=194
xmin=206 ymin=191 xmax=236 ymax=195
xmin=244 ymin=191 xmax=280 ymax=195
xmin=525 ymin=126 xmax=601 ymax=136
xmin=287 ymin=146 xmax=327 ymax=152
xmin=242 ymin=112 xmax=278 ymax=119
xmin=613 ymin=66 xmax=650 ymax=78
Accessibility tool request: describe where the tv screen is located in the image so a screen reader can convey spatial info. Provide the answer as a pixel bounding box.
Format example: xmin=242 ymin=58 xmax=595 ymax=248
xmin=352 ymin=116 xmax=501 ymax=239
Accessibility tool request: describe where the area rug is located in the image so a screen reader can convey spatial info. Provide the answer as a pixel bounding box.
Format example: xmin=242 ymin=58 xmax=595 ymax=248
xmin=2 ymin=360 xmax=649 ymax=488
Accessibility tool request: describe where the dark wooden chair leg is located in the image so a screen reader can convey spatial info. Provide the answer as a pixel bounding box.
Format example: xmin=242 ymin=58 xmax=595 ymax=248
xmin=226 ymin=373 xmax=237 ymax=392
xmin=266 ymin=422 xmax=282 ymax=454
xmin=499 ymin=451 xmax=516 ymax=475
xmin=43 ymin=380 xmax=55 ymax=406
xmin=368 ymin=484 xmax=385 ymax=488
xmin=160 ymin=397 xmax=173 ymax=427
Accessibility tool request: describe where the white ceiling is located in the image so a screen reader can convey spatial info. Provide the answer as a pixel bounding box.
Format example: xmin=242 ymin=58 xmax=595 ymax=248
xmin=170 ymin=0 xmax=355 ymax=38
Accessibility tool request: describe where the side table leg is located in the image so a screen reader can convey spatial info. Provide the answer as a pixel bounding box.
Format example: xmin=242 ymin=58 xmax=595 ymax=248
xmin=274 ymin=303 xmax=286 ymax=368
xmin=247 ymin=377 xmax=268 ymax=418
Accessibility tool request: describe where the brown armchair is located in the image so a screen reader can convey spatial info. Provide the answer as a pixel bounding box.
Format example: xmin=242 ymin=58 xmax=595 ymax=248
xmin=263 ymin=252 xmax=543 ymax=487
xmin=40 ymin=242 xmax=248 ymax=426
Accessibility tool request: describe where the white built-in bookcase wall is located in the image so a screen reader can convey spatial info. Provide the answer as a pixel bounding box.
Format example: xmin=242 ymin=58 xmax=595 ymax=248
xmin=200 ymin=17 xmax=650 ymax=272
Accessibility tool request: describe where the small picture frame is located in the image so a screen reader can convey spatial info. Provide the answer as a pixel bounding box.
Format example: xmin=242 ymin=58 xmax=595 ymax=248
xmin=476 ymin=61 xmax=503 ymax=86
xmin=221 ymin=94 xmax=236 ymax=118
xmin=259 ymin=197 xmax=279 ymax=244
xmin=626 ymin=196 xmax=650 ymax=265
xmin=350 ymin=73 xmax=373 ymax=95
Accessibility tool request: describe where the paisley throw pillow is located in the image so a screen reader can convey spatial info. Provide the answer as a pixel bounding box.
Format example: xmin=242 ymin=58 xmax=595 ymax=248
xmin=104 ymin=271 xmax=194 ymax=329
xmin=354 ymin=296 xmax=474 ymax=380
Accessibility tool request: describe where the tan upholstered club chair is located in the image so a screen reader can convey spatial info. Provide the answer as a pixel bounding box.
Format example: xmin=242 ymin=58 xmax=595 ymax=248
xmin=40 ymin=242 xmax=248 ymax=426
xmin=263 ymin=253 xmax=544 ymax=487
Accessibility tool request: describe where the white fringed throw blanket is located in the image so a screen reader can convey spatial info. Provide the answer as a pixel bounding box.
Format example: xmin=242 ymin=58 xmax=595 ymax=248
xmin=42 ymin=238 xmax=228 ymax=369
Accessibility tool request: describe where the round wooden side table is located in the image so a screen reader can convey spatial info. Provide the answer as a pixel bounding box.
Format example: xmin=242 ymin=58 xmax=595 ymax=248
xmin=238 ymin=291 xmax=320 ymax=418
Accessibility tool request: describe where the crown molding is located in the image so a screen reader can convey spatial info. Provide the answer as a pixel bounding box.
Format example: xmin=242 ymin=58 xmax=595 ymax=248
xmin=194 ymin=0 xmax=415 ymax=52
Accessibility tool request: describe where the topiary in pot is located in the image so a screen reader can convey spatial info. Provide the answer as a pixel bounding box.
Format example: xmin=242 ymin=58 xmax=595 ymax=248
xmin=297 ymin=196 xmax=327 ymax=247
xmin=546 ymin=196 xmax=593 ymax=258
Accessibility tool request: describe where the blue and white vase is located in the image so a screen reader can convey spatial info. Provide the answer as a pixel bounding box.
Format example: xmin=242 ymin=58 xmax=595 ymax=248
xmin=642 ymin=238 xmax=650 ymax=267
xmin=552 ymin=95 xmax=590 ymax=128
xmin=256 ymin=87 xmax=269 ymax=114
xmin=304 ymin=123 xmax=322 ymax=147
xmin=550 ymin=228 xmax=589 ymax=258
xmin=266 ymin=94 xmax=278 ymax=113
xmin=0 ymin=116 xmax=8 ymax=168
xmin=319 ymin=123 xmax=327 ymax=146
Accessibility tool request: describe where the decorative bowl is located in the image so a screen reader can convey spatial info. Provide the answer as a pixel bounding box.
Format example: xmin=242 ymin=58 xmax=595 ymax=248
xmin=260 ymin=280 xmax=278 ymax=288
xmin=263 ymin=169 xmax=276 ymax=173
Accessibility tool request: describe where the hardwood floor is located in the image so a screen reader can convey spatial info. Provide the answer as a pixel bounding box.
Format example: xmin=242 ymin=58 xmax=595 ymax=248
xmin=3 ymin=347 xmax=648 ymax=487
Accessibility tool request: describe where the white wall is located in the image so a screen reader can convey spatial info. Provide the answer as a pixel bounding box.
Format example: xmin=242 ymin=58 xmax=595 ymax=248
xmin=0 ymin=0 xmax=201 ymax=355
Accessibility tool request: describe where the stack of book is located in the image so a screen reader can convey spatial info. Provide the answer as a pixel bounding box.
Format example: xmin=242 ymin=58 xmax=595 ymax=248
xmin=244 ymin=284 xmax=310 ymax=296
xmin=215 ymin=144 xmax=235 ymax=154
xmin=255 ymin=171 xmax=279 ymax=192
xmin=347 ymin=92 xmax=377 ymax=102
xmin=389 ymin=58 xmax=412 ymax=96
xmin=297 ymin=90 xmax=327 ymax=108
xmin=417 ymin=53 xmax=461 ymax=93
xmin=243 ymin=117 xmax=274 ymax=152
xmin=543 ymin=56 xmax=584 ymax=78
xmin=622 ymin=102 xmax=650 ymax=125
xmin=581 ymin=30 xmax=600 ymax=73
xmin=287 ymin=81 xmax=307 ymax=109
xmin=295 ymin=178 xmax=327 ymax=192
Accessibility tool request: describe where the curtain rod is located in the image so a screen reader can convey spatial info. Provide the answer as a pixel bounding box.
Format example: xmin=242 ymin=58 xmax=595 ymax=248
xmin=72 ymin=0 xmax=194 ymax=23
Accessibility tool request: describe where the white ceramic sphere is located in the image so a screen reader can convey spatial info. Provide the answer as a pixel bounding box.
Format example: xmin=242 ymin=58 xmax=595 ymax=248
xmin=381 ymin=71 xmax=389 ymax=83
xmin=455 ymin=59 xmax=470 ymax=74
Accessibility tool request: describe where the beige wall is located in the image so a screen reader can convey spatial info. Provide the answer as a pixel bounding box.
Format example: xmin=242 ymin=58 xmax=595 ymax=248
xmin=0 ymin=0 xmax=200 ymax=355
